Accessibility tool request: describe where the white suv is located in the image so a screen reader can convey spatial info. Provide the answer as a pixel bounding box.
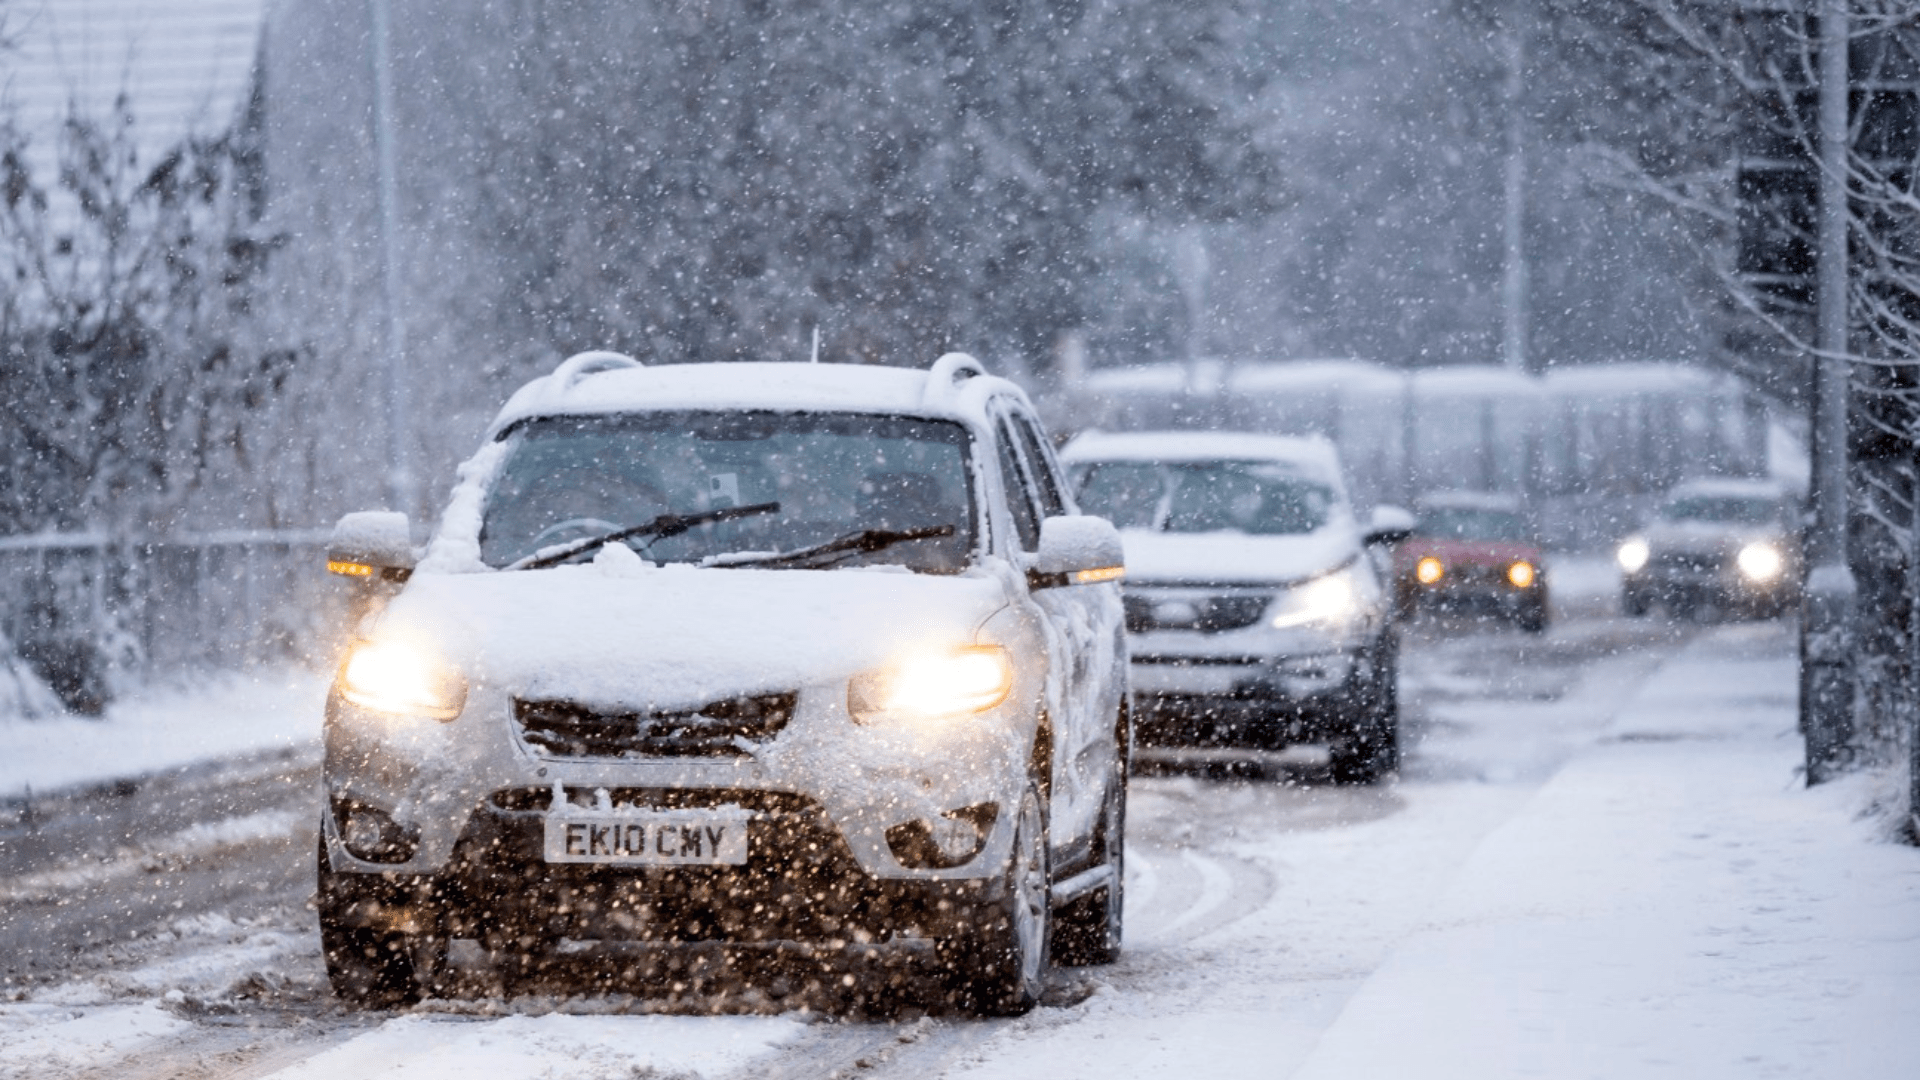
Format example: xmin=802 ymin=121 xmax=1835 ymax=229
xmin=318 ymin=352 xmax=1129 ymax=1015
xmin=1062 ymin=431 xmax=1401 ymax=782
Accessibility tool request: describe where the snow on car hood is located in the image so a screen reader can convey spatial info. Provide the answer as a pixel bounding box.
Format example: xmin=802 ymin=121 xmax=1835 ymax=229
xmin=367 ymin=557 xmax=1008 ymax=710
xmin=1117 ymin=524 xmax=1360 ymax=586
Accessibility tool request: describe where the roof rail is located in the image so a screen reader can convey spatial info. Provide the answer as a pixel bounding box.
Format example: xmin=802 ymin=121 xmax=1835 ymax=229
xmin=924 ymin=352 xmax=987 ymax=406
xmin=551 ymin=350 xmax=641 ymax=393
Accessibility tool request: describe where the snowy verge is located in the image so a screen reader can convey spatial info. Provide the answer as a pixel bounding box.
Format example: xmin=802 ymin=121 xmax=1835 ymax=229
xmin=1292 ymin=623 xmax=1920 ymax=1079
xmin=0 ymin=666 xmax=327 ymax=797
xmin=261 ymin=1013 xmax=807 ymax=1080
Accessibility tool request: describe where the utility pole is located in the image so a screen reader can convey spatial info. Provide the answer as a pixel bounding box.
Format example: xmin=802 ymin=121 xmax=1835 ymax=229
xmin=1801 ymin=0 xmax=1855 ymax=784
xmin=369 ymin=0 xmax=413 ymax=518
xmin=1500 ymin=15 xmax=1529 ymax=375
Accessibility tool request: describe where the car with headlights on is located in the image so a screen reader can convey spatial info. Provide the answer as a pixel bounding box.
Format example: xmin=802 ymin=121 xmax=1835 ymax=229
xmin=1060 ymin=431 xmax=1402 ymax=783
xmin=316 ymin=351 xmax=1130 ymax=1015
xmin=1393 ymin=491 xmax=1548 ymax=632
xmin=1616 ymin=479 xmax=1801 ymax=619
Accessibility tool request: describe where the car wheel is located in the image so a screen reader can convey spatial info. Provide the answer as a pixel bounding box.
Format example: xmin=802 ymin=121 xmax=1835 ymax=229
xmin=1053 ymin=709 xmax=1127 ymax=967
xmin=317 ymin=832 xmax=442 ymax=1008
xmin=1330 ymin=636 xmax=1399 ymax=784
xmin=1518 ymin=597 xmax=1549 ymax=634
xmin=941 ymin=778 xmax=1050 ymax=1015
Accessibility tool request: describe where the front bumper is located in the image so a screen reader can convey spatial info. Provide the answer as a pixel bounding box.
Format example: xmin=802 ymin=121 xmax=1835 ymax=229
xmin=1126 ymin=633 xmax=1368 ymax=749
xmin=321 ymin=786 xmax=1001 ymax=944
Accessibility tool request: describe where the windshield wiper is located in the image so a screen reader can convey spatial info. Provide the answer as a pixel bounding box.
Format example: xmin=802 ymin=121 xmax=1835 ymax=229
xmin=510 ymin=501 xmax=781 ymax=571
xmin=709 ymin=524 xmax=955 ymax=571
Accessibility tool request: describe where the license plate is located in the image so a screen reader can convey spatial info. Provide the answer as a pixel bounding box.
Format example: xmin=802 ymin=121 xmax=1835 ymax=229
xmin=543 ymin=807 xmax=751 ymax=866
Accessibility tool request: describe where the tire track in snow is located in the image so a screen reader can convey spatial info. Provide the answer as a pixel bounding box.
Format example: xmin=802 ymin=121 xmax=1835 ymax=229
xmin=1126 ymin=846 xmax=1274 ymax=948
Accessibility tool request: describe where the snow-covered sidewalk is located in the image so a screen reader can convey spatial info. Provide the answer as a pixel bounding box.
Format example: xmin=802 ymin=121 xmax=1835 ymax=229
xmin=1295 ymin=623 xmax=1920 ymax=1078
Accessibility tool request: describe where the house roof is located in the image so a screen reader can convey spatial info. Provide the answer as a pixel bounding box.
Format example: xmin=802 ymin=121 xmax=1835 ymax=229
xmin=2 ymin=0 xmax=266 ymax=185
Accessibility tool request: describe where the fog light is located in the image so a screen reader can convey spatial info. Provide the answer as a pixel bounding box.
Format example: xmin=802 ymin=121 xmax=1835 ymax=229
xmin=886 ymin=803 xmax=998 ymax=870
xmin=334 ymin=797 xmax=419 ymax=864
xmin=1416 ymin=556 xmax=1444 ymax=585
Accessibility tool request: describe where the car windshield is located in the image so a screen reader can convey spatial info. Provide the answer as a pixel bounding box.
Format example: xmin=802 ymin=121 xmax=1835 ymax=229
xmin=1074 ymin=460 xmax=1332 ymax=535
xmin=1660 ymin=495 xmax=1781 ymax=526
xmin=1416 ymin=507 xmax=1526 ymax=540
xmin=479 ymin=411 xmax=976 ymax=572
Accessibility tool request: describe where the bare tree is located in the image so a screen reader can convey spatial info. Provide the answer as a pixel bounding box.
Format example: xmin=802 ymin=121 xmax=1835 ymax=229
xmin=1569 ymin=1 xmax=1920 ymax=801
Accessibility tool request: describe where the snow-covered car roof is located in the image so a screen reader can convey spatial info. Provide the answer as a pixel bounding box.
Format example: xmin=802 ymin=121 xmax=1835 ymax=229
xmin=485 ymin=352 xmax=1027 ymax=438
xmin=1415 ymin=489 xmax=1523 ymax=512
xmin=1059 ymin=429 xmax=1345 ymax=485
xmin=1662 ymin=478 xmax=1790 ymax=503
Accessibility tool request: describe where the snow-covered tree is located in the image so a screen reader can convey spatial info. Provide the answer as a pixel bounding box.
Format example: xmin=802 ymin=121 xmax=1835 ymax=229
xmin=0 ymin=95 xmax=289 ymax=536
xmin=259 ymin=0 xmax=1279 ymax=518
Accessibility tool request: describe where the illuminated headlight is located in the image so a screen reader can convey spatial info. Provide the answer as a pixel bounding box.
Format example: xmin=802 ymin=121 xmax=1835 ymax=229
xmin=849 ymin=645 xmax=1014 ymax=724
xmin=1271 ymin=569 xmax=1360 ymax=630
xmin=1737 ymin=542 xmax=1784 ymax=582
xmin=1617 ymin=538 xmax=1650 ymax=573
xmin=1415 ymin=556 xmax=1445 ymax=585
xmin=339 ymin=639 xmax=468 ymax=721
xmin=1507 ymin=561 xmax=1537 ymax=589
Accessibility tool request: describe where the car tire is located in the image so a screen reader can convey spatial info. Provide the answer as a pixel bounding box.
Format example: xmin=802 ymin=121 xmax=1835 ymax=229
xmin=1052 ymin=709 xmax=1127 ymax=967
xmin=1518 ymin=597 xmax=1549 ymax=634
xmin=940 ymin=778 xmax=1050 ymax=1015
xmin=317 ymin=832 xmax=442 ymax=1008
xmin=1330 ymin=635 xmax=1399 ymax=784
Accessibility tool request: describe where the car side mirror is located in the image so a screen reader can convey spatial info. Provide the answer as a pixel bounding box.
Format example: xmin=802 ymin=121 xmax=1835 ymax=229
xmin=327 ymin=511 xmax=416 ymax=582
xmin=1364 ymin=504 xmax=1416 ymax=546
xmin=1029 ymin=515 xmax=1126 ymax=589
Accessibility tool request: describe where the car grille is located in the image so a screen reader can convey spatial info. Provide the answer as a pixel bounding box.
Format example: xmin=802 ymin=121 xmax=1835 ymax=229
xmin=1123 ymin=590 xmax=1272 ymax=633
xmin=512 ymin=692 xmax=796 ymax=759
xmin=1441 ymin=563 xmax=1523 ymax=587
xmin=1650 ymin=550 xmax=1724 ymax=574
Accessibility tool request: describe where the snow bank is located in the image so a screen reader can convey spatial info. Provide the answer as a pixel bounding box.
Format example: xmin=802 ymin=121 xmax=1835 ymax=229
xmin=0 ymin=631 xmax=63 ymax=722
xmin=264 ymin=1013 xmax=806 ymax=1080
xmin=0 ymin=1003 xmax=191 ymax=1078
xmin=0 ymin=667 xmax=326 ymax=796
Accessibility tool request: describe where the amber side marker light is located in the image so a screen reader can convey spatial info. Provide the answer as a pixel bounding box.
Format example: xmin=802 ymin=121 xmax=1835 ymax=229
xmin=1072 ymin=565 xmax=1126 ymax=585
xmin=328 ymin=560 xmax=374 ymax=577
xmin=1507 ymin=561 xmax=1536 ymax=589
xmin=1415 ymin=556 xmax=1444 ymax=585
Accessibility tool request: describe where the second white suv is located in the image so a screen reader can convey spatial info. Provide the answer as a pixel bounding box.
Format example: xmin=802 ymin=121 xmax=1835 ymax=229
xmin=1063 ymin=431 xmax=1401 ymax=782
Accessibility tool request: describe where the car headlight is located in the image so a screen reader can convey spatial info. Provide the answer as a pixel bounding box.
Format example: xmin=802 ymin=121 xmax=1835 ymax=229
xmin=1737 ymin=542 xmax=1784 ymax=582
xmin=1507 ymin=560 xmax=1536 ymax=589
xmin=1617 ymin=538 xmax=1649 ymax=573
xmin=848 ymin=645 xmax=1014 ymax=724
xmin=1415 ymin=556 xmax=1445 ymax=585
xmin=339 ymin=639 xmax=468 ymax=721
xmin=1271 ymin=569 xmax=1360 ymax=630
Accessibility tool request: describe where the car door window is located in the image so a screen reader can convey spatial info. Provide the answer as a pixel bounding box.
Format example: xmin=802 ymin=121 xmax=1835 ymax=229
xmin=1010 ymin=413 xmax=1070 ymax=517
xmin=993 ymin=417 xmax=1043 ymax=552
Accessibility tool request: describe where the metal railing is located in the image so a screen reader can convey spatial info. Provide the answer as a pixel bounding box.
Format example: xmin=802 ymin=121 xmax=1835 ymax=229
xmin=0 ymin=529 xmax=347 ymax=688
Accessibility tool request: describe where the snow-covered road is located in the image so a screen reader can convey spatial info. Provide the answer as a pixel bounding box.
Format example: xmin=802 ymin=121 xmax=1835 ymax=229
xmin=4 ymin=597 xmax=1919 ymax=1079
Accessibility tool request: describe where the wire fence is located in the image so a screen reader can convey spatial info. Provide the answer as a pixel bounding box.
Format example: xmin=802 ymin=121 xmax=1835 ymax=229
xmin=0 ymin=529 xmax=347 ymax=709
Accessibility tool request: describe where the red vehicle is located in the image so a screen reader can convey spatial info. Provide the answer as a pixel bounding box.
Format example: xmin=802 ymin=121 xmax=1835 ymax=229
xmin=1392 ymin=491 xmax=1548 ymax=632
